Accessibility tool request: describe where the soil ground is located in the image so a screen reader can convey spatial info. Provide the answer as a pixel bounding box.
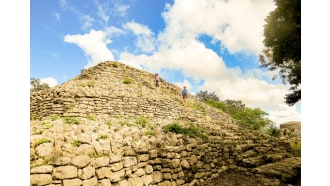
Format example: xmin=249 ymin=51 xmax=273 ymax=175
xmin=203 ymin=170 xmax=301 ymax=186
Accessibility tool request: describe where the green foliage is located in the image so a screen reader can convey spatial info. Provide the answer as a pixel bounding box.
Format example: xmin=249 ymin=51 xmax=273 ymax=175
xmin=51 ymin=114 xmax=60 ymax=121
xmin=290 ymin=140 xmax=301 ymax=157
xmin=42 ymin=121 xmax=53 ymax=129
xmin=30 ymin=78 xmax=50 ymax=92
xmin=231 ymin=107 xmax=271 ymax=130
xmin=196 ymin=90 xmax=219 ymax=102
xmin=123 ymin=77 xmax=133 ymax=84
xmin=119 ymin=120 xmax=128 ymax=126
xmin=106 ymin=121 xmax=112 ymax=127
xmin=163 ymin=123 xmax=209 ymax=142
xmin=206 ymin=99 xmax=228 ymax=112
xmin=86 ymin=114 xmax=96 ymax=120
xmin=127 ymin=123 xmax=138 ymax=127
xmin=191 ymin=103 xmax=205 ymax=112
xmin=144 ymin=130 xmax=157 ymax=136
xmin=72 ymin=140 xmax=82 ymax=147
xmin=34 ymin=138 xmax=51 ymax=147
xmin=112 ymin=62 xmax=119 ymax=67
xmin=79 ymin=81 xmax=95 ymax=87
xmin=97 ymin=134 xmax=108 ymax=140
xmin=264 ymin=123 xmax=281 ymax=137
xmin=135 ymin=116 xmax=149 ymax=127
xmin=259 ymin=0 xmax=301 ymax=106
xmin=32 ymin=127 xmax=43 ymax=135
xmin=201 ymin=91 xmax=273 ymax=132
xmin=62 ymin=117 xmax=81 ymax=125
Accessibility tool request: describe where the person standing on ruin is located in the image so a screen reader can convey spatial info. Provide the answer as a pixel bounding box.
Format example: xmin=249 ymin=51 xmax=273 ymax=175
xmin=155 ymin=73 xmax=160 ymax=87
xmin=182 ymin=86 xmax=188 ymax=105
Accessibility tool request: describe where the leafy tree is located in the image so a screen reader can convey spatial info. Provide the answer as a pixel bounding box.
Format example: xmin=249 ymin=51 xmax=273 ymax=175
xmin=30 ymin=78 xmax=50 ymax=92
xmin=232 ymin=107 xmax=272 ymax=130
xmin=196 ymin=90 xmax=219 ymax=102
xmin=259 ymin=0 xmax=301 ymax=106
xmin=263 ymin=122 xmax=281 ymax=137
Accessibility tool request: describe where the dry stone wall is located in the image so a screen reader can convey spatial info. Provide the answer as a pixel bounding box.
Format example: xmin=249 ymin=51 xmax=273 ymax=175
xmin=30 ymin=116 xmax=299 ymax=186
xmin=30 ymin=61 xmax=300 ymax=185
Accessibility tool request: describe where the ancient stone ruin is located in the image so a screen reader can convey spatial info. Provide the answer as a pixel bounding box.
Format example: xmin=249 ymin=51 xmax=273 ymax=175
xmin=30 ymin=61 xmax=301 ymax=186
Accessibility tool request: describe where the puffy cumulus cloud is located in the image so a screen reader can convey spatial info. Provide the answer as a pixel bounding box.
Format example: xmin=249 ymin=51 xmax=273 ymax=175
xmin=40 ymin=77 xmax=58 ymax=87
xmin=123 ymin=22 xmax=156 ymax=53
xmin=161 ymin=0 xmax=275 ymax=54
xmin=64 ymin=29 xmax=115 ymax=68
xmin=267 ymin=104 xmax=301 ymax=127
xmin=200 ymin=76 xmax=301 ymax=126
xmin=119 ymin=39 xmax=226 ymax=82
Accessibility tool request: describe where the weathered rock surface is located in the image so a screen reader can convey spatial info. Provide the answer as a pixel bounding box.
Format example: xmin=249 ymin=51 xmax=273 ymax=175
xmin=30 ymin=61 xmax=300 ymax=186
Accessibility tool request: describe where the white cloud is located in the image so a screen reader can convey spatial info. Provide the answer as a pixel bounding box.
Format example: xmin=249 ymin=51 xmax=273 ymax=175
xmin=62 ymin=0 xmax=299 ymax=125
xmin=161 ymin=0 xmax=275 ymax=54
xmin=200 ymin=77 xmax=301 ymax=126
xmin=64 ymin=29 xmax=115 ymax=68
xmin=123 ymin=22 xmax=156 ymax=53
xmin=40 ymin=77 xmax=58 ymax=87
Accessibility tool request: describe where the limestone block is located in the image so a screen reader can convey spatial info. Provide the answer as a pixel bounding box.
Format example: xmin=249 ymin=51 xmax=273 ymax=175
xmin=111 ymin=162 xmax=124 ymax=172
xmin=63 ymin=178 xmax=82 ymax=186
xmin=152 ymin=171 xmax=163 ymax=184
xmin=109 ymin=170 xmax=125 ymax=182
xmin=53 ymin=166 xmax=78 ymax=179
xmin=180 ymin=159 xmax=190 ymax=169
xmin=123 ymin=156 xmax=137 ymax=168
xmin=144 ymin=165 xmax=153 ymax=174
xmin=91 ymin=157 xmax=110 ymax=168
xmin=72 ymin=155 xmax=91 ymax=168
xmin=30 ymin=165 xmax=53 ymax=174
xmin=82 ymin=177 xmax=97 ymax=186
xmin=30 ymin=174 xmax=52 ymax=185
xmin=97 ymin=179 xmax=111 ymax=186
xmin=142 ymin=175 xmax=153 ymax=186
xmin=78 ymin=166 xmax=95 ymax=179
xmin=110 ymin=154 xmax=122 ymax=163
xmin=128 ymin=177 xmax=144 ymax=186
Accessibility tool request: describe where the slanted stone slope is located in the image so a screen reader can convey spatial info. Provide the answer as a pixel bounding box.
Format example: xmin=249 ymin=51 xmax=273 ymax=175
xmin=30 ymin=61 xmax=300 ymax=186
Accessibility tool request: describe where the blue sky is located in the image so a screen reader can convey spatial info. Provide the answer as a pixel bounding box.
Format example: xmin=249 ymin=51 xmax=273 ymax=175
xmin=30 ymin=0 xmax=301 ymax=126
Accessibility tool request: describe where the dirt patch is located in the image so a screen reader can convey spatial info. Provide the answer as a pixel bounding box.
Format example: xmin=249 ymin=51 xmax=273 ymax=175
xmin=203 ymin=170 xmax=301 ymax=186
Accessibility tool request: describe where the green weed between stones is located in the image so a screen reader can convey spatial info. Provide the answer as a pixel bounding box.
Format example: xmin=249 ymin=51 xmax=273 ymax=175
xmin=97 ymin=134 xmax=108 ymax=141
xmin=123 ymin=77 xmax=133 ymax=84
xmin=62 ymin=116 xmax=81 ymax=125
xmin=163 ymin=122 xmax=209 ymax=142
xmin=34 ymin=138 xmax=52 ymax=147
xmin=72 ymin=140 xmax=82 ymax=147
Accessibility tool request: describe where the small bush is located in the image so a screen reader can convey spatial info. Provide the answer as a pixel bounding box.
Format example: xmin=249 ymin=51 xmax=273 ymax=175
xmin=51 ymin=114 xmax=60 ymax=121
xmin=112 ymin=62 xmax=119 ymax=67
xmin=79 ymin=81 xmax=95 ymax=87
xmin=42 ymin=121 xmax=53 ymax=129
xmin=127 ymin=123 xmax=138 ymax=127
xmin=86 ymin=114 xmax=96 ymax=120
xmin=97 ymin=134 xmax=108 ymax=140
xmin=144 ymin=130 xmax=157 ymax=136
xmin=135 ymin=116 xmax=149 ymax=127
xmin=290 ymin=140 xmax=301 ymax=157
xmin=163 ymin=123 xmax=209 ymax=142
xmin=32 ymin=127 xmax=43 ymax=135
xmin=123 ymin=77 xmax=133 ymax=84
xmin=106 ymin=121 xmax=112 ymax=127
xmin=62 ymin=117 xmax=81 ymax=125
